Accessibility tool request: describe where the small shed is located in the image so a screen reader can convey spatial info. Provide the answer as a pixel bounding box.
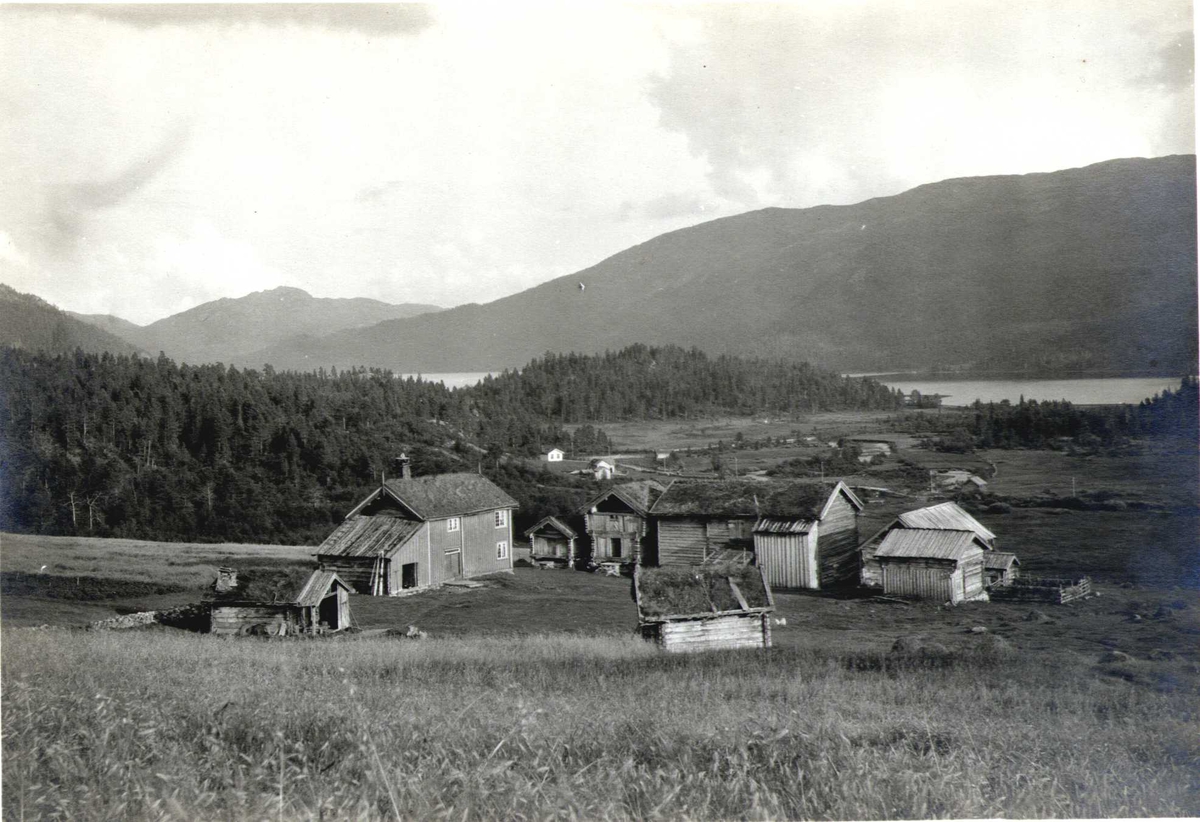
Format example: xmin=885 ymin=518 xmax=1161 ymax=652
xmin=860 ymin=501 xmax=997 ymax=587
xmin=522 ymin=516 xmax=577 ymax=566
xmin=210 ymin=568 xmax=352 ymax=636
xmin=982 ymin=551 xmax=1020 ymax=588
xmin=590 ymin=459 xmax=615 ymax=480
xmin=874 ymin=529 xmax=988 ymax=604
xmin=546 ymin=448 xmax=565 ymax=462
xmin=634 ymin=564 xmax=775 ymax=653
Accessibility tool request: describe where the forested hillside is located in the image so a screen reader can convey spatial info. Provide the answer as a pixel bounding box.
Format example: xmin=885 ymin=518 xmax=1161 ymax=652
xmin=0 ymin=285 xmax=144 ymax=358
xmin=0 ymin=345 xmax=900 ymax=543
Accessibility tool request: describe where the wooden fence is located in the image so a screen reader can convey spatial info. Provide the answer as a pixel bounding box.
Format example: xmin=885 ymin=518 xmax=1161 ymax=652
xmin=989 ymin=576 xmax=1092 ymax=604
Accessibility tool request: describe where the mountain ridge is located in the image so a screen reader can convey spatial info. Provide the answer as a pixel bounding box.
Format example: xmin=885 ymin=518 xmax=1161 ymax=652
xmin=250 ymin=155 xmax=1198 ymax=375
xmin=88 ymin=286 xmax=443 ymax=365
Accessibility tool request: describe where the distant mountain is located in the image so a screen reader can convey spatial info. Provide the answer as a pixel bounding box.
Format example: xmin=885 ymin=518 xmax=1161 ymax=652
xmin=252 ymin=155 xmax=1197 ymax=376
xmin=117 ymin=287 xmax=442 ymax=366
xmin=66 ymin=311 xmax=145 ymax=338
xmin=0 ymin=285 xmax=144 ymax=357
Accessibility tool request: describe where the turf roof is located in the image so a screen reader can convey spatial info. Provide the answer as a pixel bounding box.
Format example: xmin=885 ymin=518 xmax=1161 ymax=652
xmin=650 ymin=479 xmax=844 ymax=519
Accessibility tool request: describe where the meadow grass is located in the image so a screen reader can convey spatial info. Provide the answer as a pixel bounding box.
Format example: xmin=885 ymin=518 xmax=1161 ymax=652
xmin=0 ymin=532 xmax=314 ymax=589
xmin=4 ymin=628 xmax=1198 ymax=821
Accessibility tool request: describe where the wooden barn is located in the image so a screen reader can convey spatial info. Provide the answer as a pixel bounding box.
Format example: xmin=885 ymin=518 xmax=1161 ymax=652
xmin=521 ymin=516 xmax=577 ymax=567
xmin=315 ymin=460 xmax=518 ymax=595
xmin=982 ymin=551 xmax=1020 ymax=588
xmin=634 ymin=564 xmax=775 ymax=653
xmin=751 ymin=481 xmax=865 ymax=589
xmin=860 ymin=501 xmax=997 ymax=587
xmin=873 ymin=529 xmax=989 ymax=604
xmin=581 ymin=479 xmax=666 ymax=566
xmin=210 ymin=568 xmax=352 ymax=636
xmin=649 ymin=479 xmax=863 ymax=588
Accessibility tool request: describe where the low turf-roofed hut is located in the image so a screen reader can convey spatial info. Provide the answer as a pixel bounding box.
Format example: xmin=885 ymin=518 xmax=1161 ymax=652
xmin=634 ymin=563 xmax=775 ymax=653
xmin=209 ymin=568 xmax=352 ymax=636
xmin=874 ymin=529 xmax=988 ymax=604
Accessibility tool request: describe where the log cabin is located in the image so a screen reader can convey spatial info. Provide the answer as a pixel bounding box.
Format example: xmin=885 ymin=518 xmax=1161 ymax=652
xmin=521 ymin=516 xmax=577 ymax=567
xmin=581 ymin=479 xmax=666 ymax=566
xmin=859 ymin=501 xmax=997 ymax=587
xmin=209 ymin=568 xmax=352 ymax=636
xmin=634 ymin=563 xmax=775 ymax=653
xmin=873 ymin=528 xmax=989 ymax=604
xmin=649 ymin=479 xmax=864 ymax=589
xmin=315 ymin=458 xmax=518 ymax=595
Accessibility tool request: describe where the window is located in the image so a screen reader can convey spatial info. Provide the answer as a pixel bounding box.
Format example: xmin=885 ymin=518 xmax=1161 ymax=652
xmin=495 ymin=510 xmax=507 ymax=528
xmin=496 ymin=540 xmax=509 ymax=560
xmin=447 ymin=517 xmax=461 ymax=533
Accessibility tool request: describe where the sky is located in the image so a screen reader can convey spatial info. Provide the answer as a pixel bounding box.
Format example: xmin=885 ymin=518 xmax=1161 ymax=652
xmin=0 ymin=2 xmax=1193 ymax=325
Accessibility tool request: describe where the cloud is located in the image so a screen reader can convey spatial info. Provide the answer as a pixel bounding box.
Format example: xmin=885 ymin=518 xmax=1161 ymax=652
xmin=648 ymin=2 xmax=1196 ymax=208
xmin=1139 ymin=33 xmax=1195 ymax=91
xmin=13 ymin=4 xmax=434 ymax=36
xmin=619 ymin=192 xmax=721 ymax=221
xmin=40 ymin=125 xmax=190 ymax=251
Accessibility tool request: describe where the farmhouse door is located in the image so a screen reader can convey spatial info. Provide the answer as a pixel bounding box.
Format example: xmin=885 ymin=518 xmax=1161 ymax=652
xmin=444 ymin=550 xmax=462 ymax=580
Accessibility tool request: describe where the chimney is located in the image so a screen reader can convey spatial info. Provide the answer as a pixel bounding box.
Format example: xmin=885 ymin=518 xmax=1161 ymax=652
xmin=396 ymin=453 xmax=412 ymax=480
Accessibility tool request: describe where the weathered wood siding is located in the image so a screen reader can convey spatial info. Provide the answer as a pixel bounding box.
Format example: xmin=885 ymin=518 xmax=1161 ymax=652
xmin=860 ymin=550 xmax=883 ymax=587
xmin=755 ymin=531 xmax=817 ymax=589
xmin=317 ymin=555 xmax=377 ymax=594
xmin=643 ymin=614 xmax=770 ymax=653
xmin=587 ymin=511 xmax=646 ymax=561
xmin=531 ymin=534 xmax=569 ymax=558
xmin=816 ymin=494 xmax=860 ymax=587
xmin=211 ymin=605 xmax=300 ymax=636
xmin=657 ymin=518 xmax=708 ymax=565
xmin=425 ymin=508 xmax=514 ymax=583
xmin=881 ymin=555 xmax=985 ymax=604
xmin=386 ymin=526 xmax=429 ymax=592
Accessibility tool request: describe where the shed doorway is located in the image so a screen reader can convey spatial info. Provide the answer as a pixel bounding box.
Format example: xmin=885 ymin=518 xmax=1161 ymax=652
xmin=402 ymin=562 xmax=418 ymax=589
xmin=319 ymin=594 xmax=340 ymax=630
xmin=611 ymin=537 xmax=623 ymax=559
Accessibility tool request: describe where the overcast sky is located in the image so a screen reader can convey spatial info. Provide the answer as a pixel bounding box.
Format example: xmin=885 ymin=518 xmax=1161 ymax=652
xmin=1 ymin=2 xmax=1193 ymax=324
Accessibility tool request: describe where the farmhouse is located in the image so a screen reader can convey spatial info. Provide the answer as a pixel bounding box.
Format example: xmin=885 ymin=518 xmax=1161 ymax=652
xmin=873 ymin=529 xmax=989 ymax=604
xmin=860 ymin=501 xmax=997 ymax=587
xmin=315 ymin=459 xmax=518 ymax=595
xmin=634 ymin=564 xmax=775 ymax=653
xmin=210 ymin=568 xmax=352 ymax=636
xmin=581 ymin=479 xmax=666 ymax=566
xmin=546 ymin=448 xmax=565 ymax=462
xmin=649 ymin=479 xmax=864 ymax=589
xmin=521 ymin=516 xmax=577 ymax=567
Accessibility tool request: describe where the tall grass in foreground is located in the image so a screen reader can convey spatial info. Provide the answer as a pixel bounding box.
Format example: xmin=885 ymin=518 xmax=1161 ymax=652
xmin=3 ymin=629 xmax=1198 ymax=821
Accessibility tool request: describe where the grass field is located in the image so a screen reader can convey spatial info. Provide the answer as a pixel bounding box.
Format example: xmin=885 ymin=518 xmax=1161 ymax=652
xmin=4 ymin=625 xmax=1198 ymax=821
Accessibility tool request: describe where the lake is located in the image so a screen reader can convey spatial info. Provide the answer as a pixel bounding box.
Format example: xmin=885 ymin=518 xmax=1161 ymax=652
xmin=398 ymin=371 xmax=498 ymax=389
xmin=406 ymin=371 xmax=1185 ymax=405
xmin=873 ymin=376 xmax=1185 ymax=406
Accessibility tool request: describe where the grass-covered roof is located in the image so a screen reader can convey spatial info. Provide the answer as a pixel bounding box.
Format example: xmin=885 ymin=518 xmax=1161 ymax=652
xmin=635 ymin=563 xmax=773 ymax=619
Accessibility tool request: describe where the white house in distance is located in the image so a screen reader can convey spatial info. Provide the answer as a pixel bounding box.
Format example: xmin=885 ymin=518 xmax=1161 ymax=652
xmin=591 ymin=459 xmax=615 ymax=480
xmin=546 ymin=448 xmax=565 ymax=462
